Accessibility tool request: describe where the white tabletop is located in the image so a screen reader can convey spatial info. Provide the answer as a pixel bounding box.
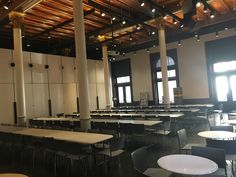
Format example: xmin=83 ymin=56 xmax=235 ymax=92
xmin=198 ymin=131 xmax=236 ymax=139
xmin=33 ymin=117 xmax=162 ymax=126
xmin=0 ymin=174 xmax=28 ymax=177
xmin=157 ymin=154 xmax=218 ymax=175
xmin=0 ymin=126 xmax=112 ymax=145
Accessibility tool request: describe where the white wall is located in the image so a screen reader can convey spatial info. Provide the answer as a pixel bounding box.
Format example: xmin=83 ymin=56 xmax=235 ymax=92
xmin=0 ymin=49 xmax=106 ymax=124
xmin=117 ymin=28 xmax=236 ymax=102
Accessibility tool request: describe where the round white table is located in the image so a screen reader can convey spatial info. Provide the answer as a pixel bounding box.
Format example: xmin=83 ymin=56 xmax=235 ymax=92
xmin=198 ymin=131 xmax=236 ymax=139
xmin=157 ymin=154 xmax=218 ymax=175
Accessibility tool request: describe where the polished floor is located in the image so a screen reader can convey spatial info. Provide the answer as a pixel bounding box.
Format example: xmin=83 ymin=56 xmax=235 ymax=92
xmin=0 ymin=113 xmax=235 ymax=177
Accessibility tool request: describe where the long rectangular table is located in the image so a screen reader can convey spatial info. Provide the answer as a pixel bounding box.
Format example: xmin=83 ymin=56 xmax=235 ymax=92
xmin=0 ymin=125 xmax=113 ymax=145
xmin=31 ymin=117 xmax=162 ymax=126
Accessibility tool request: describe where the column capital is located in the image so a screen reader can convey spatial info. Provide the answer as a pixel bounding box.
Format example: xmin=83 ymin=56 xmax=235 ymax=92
xmin=9 ymin=11 xmax=24 ymax=28
xmin=156 ymin=17 xmax=165 ymax=30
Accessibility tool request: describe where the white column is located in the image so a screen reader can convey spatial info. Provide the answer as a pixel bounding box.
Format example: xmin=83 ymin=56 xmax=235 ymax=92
xmin=72 ymin=0 xmax=91 ymax=131
xmin=102 ymin=45 xmax=112 ymax=109
xmin=158 ymin=19 xmax=170 ymax=109
xmin=9 ymin=12 xmax=26 ymax=125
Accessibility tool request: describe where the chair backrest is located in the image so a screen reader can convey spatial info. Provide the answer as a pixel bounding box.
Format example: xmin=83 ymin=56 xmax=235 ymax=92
xmin=177 ymin=128 xmax=188 ymax=149
xmin=210 ymin=125 xmax=234 ymax=132
xmin=192 ymin=146 xmax=226 ymax=168
xmin=110 ymin=136 xmax=125 ymax=151
xmin=132 ymin=124 xmax=145 ymax=134
xmin=131 ymin=146 xmax=149 ymax=174
xmin=206 ymin=139 xmax=236 ymax=154
xmin=120 ymin=123 xmax=133 ymax=134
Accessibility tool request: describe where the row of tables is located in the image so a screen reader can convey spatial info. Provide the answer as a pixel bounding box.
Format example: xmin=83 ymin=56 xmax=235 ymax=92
xmin=0 ymin=125 xmax=112 ymax=145
xmin=31 ymin=117 xmax=163 ymax=126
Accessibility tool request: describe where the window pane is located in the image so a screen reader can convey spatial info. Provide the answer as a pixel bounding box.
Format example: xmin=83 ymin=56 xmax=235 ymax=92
xmin=157 ymin=82 xmax=163 ymax=104
xmin=157 ymin=80 xmax=177 ymax=104
xmin=169 ymin=80 xmax=177 ymax=103
xmin=230 ymin=75 xmax=236 ymax=101
xmin=125 ymin=86 xmax=132 ymax=103
xmin=117 ymin=76 xmax=130 ymax=84
xmin=157 ymin=72 xmax=162 ymax=79
xmin=118 ymin=87 xmax=124 ymax=103
xmin=156 ymin=56 xmax=175 ymax=68
xmin=157 ymin=70 xmax=176 ymax=79
xmin=215 ymin=76 xmax=228 ymax=102
xmin=168 ymin=70 xmax=176 ymax=77
xmin=213 ymin=61 xmax=236 ymax=73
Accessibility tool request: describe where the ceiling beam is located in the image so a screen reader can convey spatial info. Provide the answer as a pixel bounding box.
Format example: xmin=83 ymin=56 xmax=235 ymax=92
xmin=31 ymin=8 xmax=95 ymax=39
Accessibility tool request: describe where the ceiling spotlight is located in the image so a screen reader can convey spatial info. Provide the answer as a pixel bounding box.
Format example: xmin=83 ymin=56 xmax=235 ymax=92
xmin=215 ymin=31 xmax=219 ymax=38
xmin=136 ymin=25 xmax=141 ymax=30
xmin=163 ymin=15 xmax=168 ymax=20
xmin=140 ymin=1 xmax=145 ymax=7
xmin=152 ymin=8 xmax=156 ymax=13
xmin=100 ymin=9 xmax=105 ymax=17
xmin=122 ymin=52 xmax=126 ymax=56
xmin=3 ymin=5 xmax=9 ymax=10
xmin=122 ymin=18 xmax=126 ymax=25
xmin=180 ymin=22 xmax=184 ymax=28
xmin=210 ymin=11 xmax=215 ymax=19
xmin=152 ymin=31 xmax=156 ymax=35
xmin=196 ymin=2 xmax=201 ymax=7
xmin=129 ymin=34 xmax=133 ymax=41
xmin=194 ymin=32 xmax=198 ymax=38
xmin=178 ymin=41 xmax=182 ymax=46
xmin=225 ymin=27 xmax=228 ymax=30
xmin=112 ymin=16 xmax=116 ymax=21
xmin=153 ymin=44 xmax=156 ymax=48
xmin=47 ymin=34 xmax=51 ymax=39
xmin=197 ymin=35 xmax=200 ymax=42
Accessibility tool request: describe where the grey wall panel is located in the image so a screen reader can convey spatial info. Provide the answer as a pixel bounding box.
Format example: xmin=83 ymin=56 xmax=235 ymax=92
xmin=89 ymin=84 xmax=97 ymax=111
xmin=0 ymin=49 xmax=13 ymax=83
xmin=31 ymin=52 xmax=48 ymax=84
xmin=48 ymin=55 xmax=62 ymax=84
xmin=25 ymin=83 xmax=34 ymax=118
xmin=23 ymin=52 xmax=32 ymax=84
xmin=63 ymin=83 xmax=77 ymax=114
xmin=50 ymin=84 xmax=64 ymax=116
xmin=0 ymin=84 xmax=14 ymax=124
xmin=62 ymin=57 xmax=75 ymax=83
xmin=33 ymin=84 xmax=49 ymax=117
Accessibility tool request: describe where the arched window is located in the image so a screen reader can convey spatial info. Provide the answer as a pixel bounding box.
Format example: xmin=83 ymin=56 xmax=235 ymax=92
xmin=150 ymin=49 xmax=179 ymax=104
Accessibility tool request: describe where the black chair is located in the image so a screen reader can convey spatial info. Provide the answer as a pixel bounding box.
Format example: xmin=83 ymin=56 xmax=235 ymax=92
xmin=206 ymin=139 xmax=236 ymax=161
xmin=192 ymin=146 xmax=227 ymax=176
xmin=177 ymin=128 xmax=205 ymax=153
xmin=131 ymin=146 xmax=171 ymax=177
xmin=210 ymin=126 xmax=234 ymax=132
xmin=98 ymin=136 xmax=125 ymax=167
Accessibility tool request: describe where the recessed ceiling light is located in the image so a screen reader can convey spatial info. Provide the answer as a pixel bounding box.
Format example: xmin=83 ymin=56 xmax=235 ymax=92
xmin=152 ymin=8 xmax=156 ymax=13
xmin=196 ymin=2 xmax=201 ymax=7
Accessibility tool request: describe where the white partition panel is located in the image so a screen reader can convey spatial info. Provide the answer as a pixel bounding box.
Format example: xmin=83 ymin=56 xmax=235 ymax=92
xmin=23 ymin=52 xmax=32 ymax=84
xmin=95 ymin=61 xmax=105 ymax=83
xmin=25 ymin=83 xmax=34 ymax=118
xmin=63 ymin=83 xmax=77 ymax=114
xmin=50 ymin=84 xmax=64 ymax=116
xmin=96 ymin=83 xmax=106 ymax=109
xmin=62 ymin=57 xmax=75 ymax=83
xmin=87 ymin=60 xmax=96 ymax=83
xmin=89 ymin=84 xmax=97 ymax=110
xmin=31 ymin=52 xmax=47 ymax=83
xmin=0 ymin=84 xmax=14 ymax=124
xmin=48 ymin=55 xmax=62 ymax=84
xmin=33 ymin=84 xmax=49 ymax=117
xmin=0 ymin=49 xmax=13 ymax=83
